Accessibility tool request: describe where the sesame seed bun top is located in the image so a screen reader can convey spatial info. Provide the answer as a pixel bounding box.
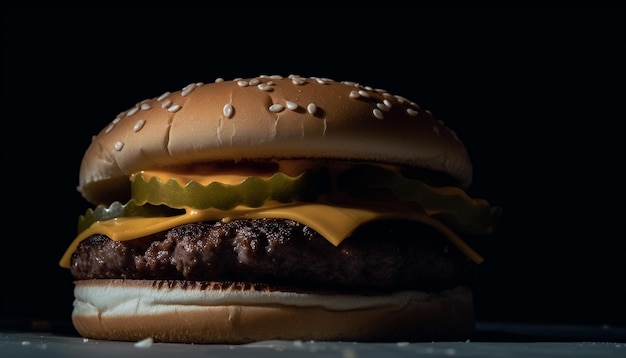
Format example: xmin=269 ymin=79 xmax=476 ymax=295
xmin=78 ymin=74 xmax=472 ymax=205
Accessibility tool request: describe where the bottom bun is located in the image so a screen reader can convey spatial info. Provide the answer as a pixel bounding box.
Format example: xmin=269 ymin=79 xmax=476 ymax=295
xmin=72 ymin=279 xmax=475 ymax=343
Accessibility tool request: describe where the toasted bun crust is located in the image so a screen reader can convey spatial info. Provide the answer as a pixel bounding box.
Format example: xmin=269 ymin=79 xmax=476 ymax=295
xmin=72 ymin=280 xmax=475 ymax=343
xmin=79 ymin=75 xmax=472 ymax=204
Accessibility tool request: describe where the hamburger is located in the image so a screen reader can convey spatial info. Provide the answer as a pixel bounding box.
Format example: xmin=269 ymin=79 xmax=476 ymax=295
xmin=59 ymin=74 xmax=501 ymax=343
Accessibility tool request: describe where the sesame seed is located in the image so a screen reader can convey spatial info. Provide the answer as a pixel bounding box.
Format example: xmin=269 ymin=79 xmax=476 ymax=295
xmin=157 ymin=92 xmax=171 ymax=101
xmin=114 ymin=141 xmax=124 ymax=151
xmin=269 ymin=104 xmax=284 ymax=113
xmin=249 ymin=78 xmax=260 ymax=86
xmin=140 ymin=103 xmax=151 ymax=110
xmin=449 ymin=129 xmax=459 ymax=141
xmin=215 ymin=78 xmax=224 ymax=83
xmin=286 ymin=100 xmax=298 ymax=110
xmin=269 ymin=75 xmax=283 ymax=80
xmin=126 ymin=106 xmax=139 ymax=117
xmin=376 ymin=102 xmax=390 ymax=112
xmin=292 ymin=78 xmax=306 ymax=85
xmin=104 ymin=123 xmax=115 ymax=134
xmin=383 ymin=99 xmax=393 ymax=108
xmin=425 ymin=109 xmax=432 ymax=115
xmin=167 ymin=104 xmax=182 ymax=113
xmin=407 ymin=108 xmax=419 ymax=116
xmin=373 ymin=108 xmax=384 ymax=120
xmin=395 ymin=95 xmax=409 ymax=104
xmin=410 ymin=102 xmax=420 ymax=109
xmin=433 ymin=125 xmax=440 ymax=135
xmin=358 ymin=90 xmax=370 ymax=98
xmin=181 ymin=83 xmax=196 ymax=96
xmin=161 ymin=99 xmax=172 ymax=108
xmin=307 ymin=103 xmax=317 ymax=115
xmin=133 ymin=119 xmax=146 ymax=132
xmin=257 ymin=84 xmax=273 ymax=91
xmin=112 ymin=116 xmax=122 ymax=124
xmin=223 ymin=104 xmax=234 ymax=118
xmin=237 ymin=80 xmax=249 ymax=87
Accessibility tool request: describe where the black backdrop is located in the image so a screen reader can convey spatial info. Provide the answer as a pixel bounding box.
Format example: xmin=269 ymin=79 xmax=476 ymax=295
xmin=3 ymin=3 xmax=625 ymax=331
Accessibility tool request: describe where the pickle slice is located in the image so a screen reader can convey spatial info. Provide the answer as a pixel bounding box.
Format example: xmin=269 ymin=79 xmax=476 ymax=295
xmin=77 ymin=201 xmax=185 ymax=234
xmin=131 ymin=169 xmax=331 ymax=210
xmin=337 ymin=165 xmax=502 ymax=234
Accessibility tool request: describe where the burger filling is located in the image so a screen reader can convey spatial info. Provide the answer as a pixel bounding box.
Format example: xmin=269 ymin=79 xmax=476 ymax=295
xmin=63 ymin=161 xmax=500 ymax=294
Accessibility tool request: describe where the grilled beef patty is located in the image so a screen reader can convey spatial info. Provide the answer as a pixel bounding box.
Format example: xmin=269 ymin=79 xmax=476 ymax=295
xmin=70 ymin=219 xmax=477 ymax=293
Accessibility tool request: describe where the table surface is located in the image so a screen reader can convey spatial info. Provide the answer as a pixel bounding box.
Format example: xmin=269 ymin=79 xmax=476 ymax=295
xmin=1 ymin=322 xmax=625 ymax=358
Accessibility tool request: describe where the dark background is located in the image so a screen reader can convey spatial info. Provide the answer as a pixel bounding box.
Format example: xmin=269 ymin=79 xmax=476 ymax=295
xmin=3 ymin=2 xmax=625 ymax=334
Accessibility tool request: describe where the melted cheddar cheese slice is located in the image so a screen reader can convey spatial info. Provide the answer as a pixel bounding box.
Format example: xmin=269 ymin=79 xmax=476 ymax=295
xmin=59 ymin=202 xmax=483 ymax=268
